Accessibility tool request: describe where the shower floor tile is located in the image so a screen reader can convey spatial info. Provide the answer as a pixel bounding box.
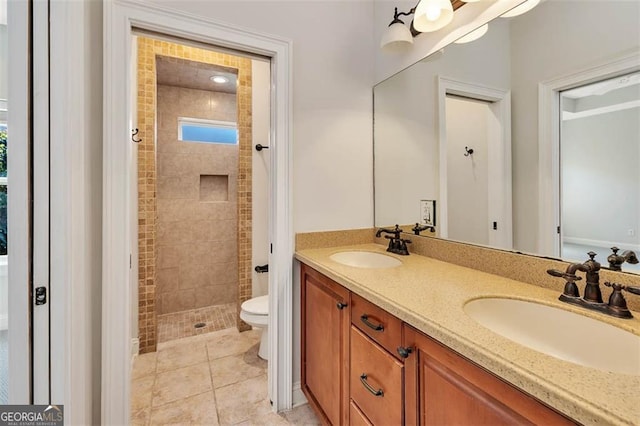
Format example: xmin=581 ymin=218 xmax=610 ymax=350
xmin=157 ymin=303 xmax=236 ymax=343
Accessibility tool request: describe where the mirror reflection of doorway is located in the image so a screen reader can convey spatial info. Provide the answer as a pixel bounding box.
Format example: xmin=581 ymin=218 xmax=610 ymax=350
xmin=445 ymin=95 xmax=491 ymax=246
xmin=559 ymin=72 xmax=640 ymax=272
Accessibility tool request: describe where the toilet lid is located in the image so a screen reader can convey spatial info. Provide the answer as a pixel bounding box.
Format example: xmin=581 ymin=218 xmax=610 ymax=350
xmin=242 ymin=295 xmax=269 ymax=315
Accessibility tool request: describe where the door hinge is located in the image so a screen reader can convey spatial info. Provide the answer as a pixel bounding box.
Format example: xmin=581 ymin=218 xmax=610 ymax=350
xmin=270 ymin=243 xmax=273 ymax=254
xmin=557 ymin=226 xmax=561 ymax=234
xmin=492 ymin=221 xmax=498 ymax=230
xmin=35 ymin=286 xmax=47 ymax=305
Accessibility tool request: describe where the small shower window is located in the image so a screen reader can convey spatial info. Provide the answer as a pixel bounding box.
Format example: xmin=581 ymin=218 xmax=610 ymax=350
xmin=178 ymin=117 xmax=238 ymax=145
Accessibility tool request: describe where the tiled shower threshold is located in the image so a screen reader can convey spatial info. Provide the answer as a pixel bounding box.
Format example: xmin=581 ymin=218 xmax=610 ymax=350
xmin=157 ymin=303 xmax=236 ymax=343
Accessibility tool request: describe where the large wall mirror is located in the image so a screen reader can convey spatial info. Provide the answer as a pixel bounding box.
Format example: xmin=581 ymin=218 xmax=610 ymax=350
xmin=374 ymin=0 xmax=640 ymax=273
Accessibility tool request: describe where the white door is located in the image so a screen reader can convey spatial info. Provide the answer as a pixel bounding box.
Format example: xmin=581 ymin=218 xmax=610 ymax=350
xmin=445 ymin=95 xmax=491 ymax=246
xmin=5 ymin=0 xmax=51 ymax=404
xmin=438 ymin=77 xmax=513 ymax=251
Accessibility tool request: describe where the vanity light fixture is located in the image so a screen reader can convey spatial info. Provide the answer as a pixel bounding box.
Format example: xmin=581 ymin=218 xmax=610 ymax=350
xmin=454 ymin=23 xmax=489 ymax=44
xmin=501 ymin=0 xmax=541 ymax=18
xmin=381 ymin=0 xmax=462 ymax=50
xmin=414 ymin=0 xmax=454 ymax=33
xmin=210 ymin=75 xmax=229 ymax=84
xmin=380 ymin=7 xmax=415 ymax=49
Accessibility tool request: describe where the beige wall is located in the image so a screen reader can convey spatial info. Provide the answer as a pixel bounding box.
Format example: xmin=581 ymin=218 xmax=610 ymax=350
xmin=156 ymin=84 xmax=238 ymax=315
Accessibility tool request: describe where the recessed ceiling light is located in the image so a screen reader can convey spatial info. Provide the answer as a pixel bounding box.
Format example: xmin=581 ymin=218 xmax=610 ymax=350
xmin=210 ymin=75 xmax=229 ymax=84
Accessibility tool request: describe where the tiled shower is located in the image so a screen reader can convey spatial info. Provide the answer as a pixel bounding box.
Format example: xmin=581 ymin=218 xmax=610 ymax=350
xmin=135 ymin=37 xmax=255 ymax=352
xmin=155 ymin=79 xmax=239 ymax=341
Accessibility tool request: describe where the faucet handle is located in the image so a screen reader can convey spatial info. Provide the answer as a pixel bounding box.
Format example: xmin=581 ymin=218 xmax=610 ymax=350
xmin=604 ymin=282 xmax=636 ymax=319
xmin=547 ymin=269 xmax=582 ymax=298
xmin=547 ymin=269 xmax=582 ymax=282
xmin=624 ymin=286 xmax=640 ymax=296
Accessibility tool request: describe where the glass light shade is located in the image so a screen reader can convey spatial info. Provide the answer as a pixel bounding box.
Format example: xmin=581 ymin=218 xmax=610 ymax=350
xmin=454 ymin=24 xmax=489 ymax=44
xmin=414 ymin=0 xmax=454 ymax=33
xmin=501 ymin=0 xmax=541 ymax=18
xmin=380 ymin=22 xmax=414 ymax=49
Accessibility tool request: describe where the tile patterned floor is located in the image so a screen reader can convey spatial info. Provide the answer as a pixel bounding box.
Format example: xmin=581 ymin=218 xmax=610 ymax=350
xmin=131 ymin=327 xmax=320 ymax=425
xmin=157 ymin=303 xmax=237 ymax=343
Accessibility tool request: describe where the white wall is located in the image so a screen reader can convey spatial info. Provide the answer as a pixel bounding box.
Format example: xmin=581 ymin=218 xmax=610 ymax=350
xmin=147 ymin=0 xmax=376 ymax=233
xmin=562 ymin=108 xmax=640 ymax=247
xmin=252 ymin=58 xmax=270 ymax=298
xmin=510 ymin=0 xmax=640 ymax=253
xmin=374 ymin=20 xmax=511 ymax=228
xmin=49 ymin=0 xmax=103 ymax=423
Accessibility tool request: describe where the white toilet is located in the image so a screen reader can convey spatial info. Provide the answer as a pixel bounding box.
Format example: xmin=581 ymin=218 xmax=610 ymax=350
xmin=240 ymin=295 xmax=269 ymax=360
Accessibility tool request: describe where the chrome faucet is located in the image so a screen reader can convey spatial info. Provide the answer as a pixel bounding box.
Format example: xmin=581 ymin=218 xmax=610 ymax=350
xmin=375 ymin=224 xmax=411 ymax=255
xmin=548 ymin=251 xmax=640 ymax=318
xmin=607 ymin=247 xmax=639 ymax=271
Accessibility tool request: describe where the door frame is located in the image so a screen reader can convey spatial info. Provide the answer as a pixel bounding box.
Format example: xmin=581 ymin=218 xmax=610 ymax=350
xmin=103 ymin=1 xmax=293 ymax=424
xmin=437 ymin=76 xmax=512 ymax=249
xmin=7 ymin=0 xmax=31 ymax=404
xmin=537 ymin=50 xmax=640 ymax=257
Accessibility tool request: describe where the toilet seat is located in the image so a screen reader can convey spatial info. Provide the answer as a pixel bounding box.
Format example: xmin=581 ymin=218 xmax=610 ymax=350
xmin=240 ymin=295 xmax=269 ymax=326
xmin=241 ymin=295 xmax=269 ymax=315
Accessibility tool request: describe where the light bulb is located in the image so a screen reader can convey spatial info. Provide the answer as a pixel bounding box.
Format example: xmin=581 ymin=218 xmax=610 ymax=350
xmin=425 ymin=4 xmax=442 ymax=21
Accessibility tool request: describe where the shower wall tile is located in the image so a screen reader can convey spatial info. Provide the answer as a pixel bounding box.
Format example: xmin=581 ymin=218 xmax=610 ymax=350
xmin=136 ymin=37 xmax=253 ymax=350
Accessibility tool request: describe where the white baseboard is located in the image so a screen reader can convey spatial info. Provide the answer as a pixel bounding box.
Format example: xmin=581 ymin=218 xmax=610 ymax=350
xmin=0 ymin=314 xmax=7 ymax=331
xmin=292 ymin=381 xmax=307 ymax=408
xmin=131 ymin=338 xmax=139 ymax=358
xmin=563 ymin=236 xmax=640 ymax=252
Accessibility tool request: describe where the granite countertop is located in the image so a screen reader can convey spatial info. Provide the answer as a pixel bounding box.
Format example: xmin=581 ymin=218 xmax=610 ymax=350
xmin=295 ymin=243 xmax=640 ymax=426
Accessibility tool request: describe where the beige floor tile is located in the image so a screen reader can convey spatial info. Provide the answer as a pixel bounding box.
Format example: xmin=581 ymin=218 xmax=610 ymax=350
xmin=206 ymin=329 xmax=261 ymax=361
xmin=133 ymin=352 xmax=158 ymax=380
xmin=156 ymin=341 xmax=208 ymax=373
xmin=152 ymin=362 xmax=213 ymax=407
xmin=282 ymin=404 xmax=322 ymax=425
xmin=208 ymin=349 xmax=266 ymax=389
xmin=214 ymin=375 xmax=271 ymax=425
xmin=131 ymin=374 xmax=155 ymax=413
xmin=149 ymin=391 xmax=219 ymax=425
xmin=159 ymin=327 xmax=237 ymax=351
xmin=130 ymin=406 xmax=150 ymax=426
xmin=234 ymin=411 xmax=290 ymax=426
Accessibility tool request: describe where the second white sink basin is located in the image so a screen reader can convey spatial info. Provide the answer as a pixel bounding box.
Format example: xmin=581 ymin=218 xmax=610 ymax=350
xmin=464 ymin=298 xmax=640 ymax=376
xmin=330 ymin=251 xmax=402 ymax=269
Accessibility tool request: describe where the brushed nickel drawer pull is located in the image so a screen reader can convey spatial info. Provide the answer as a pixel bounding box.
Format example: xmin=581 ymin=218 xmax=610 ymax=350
xmin=360 ymin=374 xmax=384 ymax=397
xmin=360 ymin=314 xmax=384 ymax=332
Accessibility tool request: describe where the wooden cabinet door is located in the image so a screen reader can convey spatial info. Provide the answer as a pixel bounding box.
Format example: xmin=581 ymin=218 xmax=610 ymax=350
xmin=301 ymin=264 xmax=351 ymax=425
xmin=350 ymin=326 xmax=404 ymax=426
xmin=403 ymin=325 xmax=575 ymax=426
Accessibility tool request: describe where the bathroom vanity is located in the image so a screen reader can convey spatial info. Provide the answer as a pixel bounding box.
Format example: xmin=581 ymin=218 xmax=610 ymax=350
xmin=296 ymin=243 xmax=640 ymax=426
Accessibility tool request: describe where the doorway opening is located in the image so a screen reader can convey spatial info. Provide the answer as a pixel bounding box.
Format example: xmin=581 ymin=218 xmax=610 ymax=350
xmin=437 ymin=77 xmax=513 ymax=250
xmin=559 ymin=72 xmax=640 ymax=271
xmin=131 ymin=35 xmax=270 ymax=352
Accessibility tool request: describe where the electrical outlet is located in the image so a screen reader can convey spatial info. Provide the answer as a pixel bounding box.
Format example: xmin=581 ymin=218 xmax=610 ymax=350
xmin=628 ymin=229 xmax=635 ymax=237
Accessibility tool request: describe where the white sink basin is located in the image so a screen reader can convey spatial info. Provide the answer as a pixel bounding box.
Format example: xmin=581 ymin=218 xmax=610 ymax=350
xmin=464 ymin=298 xmax=640 ymax=376
xmin=329 ymin=251 xmax=402 ymax=269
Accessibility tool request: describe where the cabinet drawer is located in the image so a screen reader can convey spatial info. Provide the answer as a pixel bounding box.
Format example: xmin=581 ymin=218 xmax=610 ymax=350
xmin=350 ymin=326 xmax=403 ymax=426
xmin=349 ymin=400 xmax=373 ymax=426
xmin=351 ymin=293 xmax=402 ymax=358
